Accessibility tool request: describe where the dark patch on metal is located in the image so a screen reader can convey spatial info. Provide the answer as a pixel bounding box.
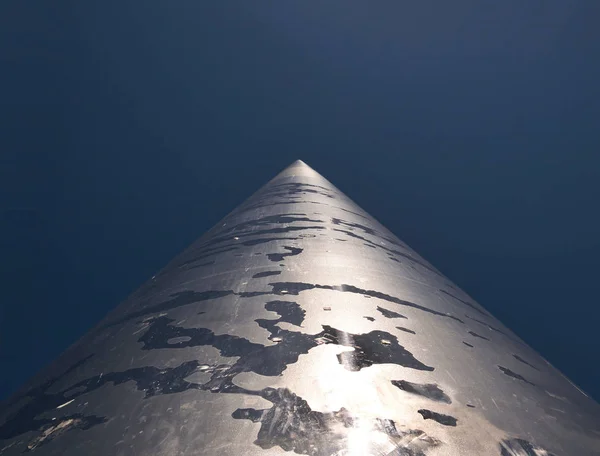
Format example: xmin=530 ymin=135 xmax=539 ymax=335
xmin=228 ymin=213 xmax=322 ymax=231
xmin=73 ymin=362 xmax=203 ymax=398
xmin=266 ymin=246 xmax=303 ymax=262
xmin=63 ymin=385 xmax=88 ymax=398
xmin=174 ymin=214 xmax=325 ymax=265
xmin=391 ymin=380 xmax=451 ymax=404
xmin=252 ymin=271 xmax=282 ymax=279
xmin=263 ymin=301 xmax=305 ymax=327
xmin=267 ymin=282 xmax=465 ymax=324
xmin=364 ymin=316 xmax=375 ymax=322
xmin=104 ymin=290 xmax=236 ymax=328
xmin=233 ymin=388 xmax=354 ymax=455
xmin=465 ymin=315 xmax=509 ymax=337
xmin=468 ymin=331 xmax=490 ymax=341
xmin=232 ymin=387 xmax=440 ymax=455
xmin=331 ymin=228 xmax=443 ymax=277
xmin=167 ymin=336 xmax=192 ymax=345
xmin=499 ymin=438 xmax=556 ymax=456
xmin=196 ymin=214 xmax=324 ymax=246
xmin=335 ymin=238 xmax=347 ymax=241
xmin=0 ymin=359 xmax=200 ymax=441
xmin=331 ymin=217 xmax=377 ymax=235
xmin=236 ymin=200 xmax=344 ymax=215
xmin=439 ymin=289 xmax=489 ymax=316
xmin=329 ymin=327 xmax=434 ymax=372
xmin=377 ymin=306 xmax=407 ymax=319
xmin=0 ymin=353 xmax=94 ymax=416
xmin=417 ymin=409 xmax=457 ymax=426
xmin=332 ymin=228 xmax=364 ymax=240
xmin=498 ymin=366 xmax=536 ymax=386
xmin=396 ymin=326 xmax=416 ymax=334
xmin=261 ymin=182 xmax=336 ymax=199
xmin=238 ymin=201 xmax=302 ymax=212
xmin=512 ymin=354 xmax=540 ymax=371
xmin=193 ymin=228 xmax=316 ymax=253
xmin=186 ymin=260 xmax=215 ymax=270
xmin=237 ymin=184 xmax=337 ymax=213
xmin=108 ymin=279 xmax=463 ymax=331
xmin=331 ymin=217 xmax=409 ymax=252
xmin=175 ymin=246 xmax=239 ymax=269
xmin=138 ymin=313 xmax=432 ymax=397
xmin=463 ymin=341 xmax=474 ymax=348
xmin=241 ymin=237 xmax=301 ymax=246
xmin=337 ymin=206 xmax=370 ymax=220
xmin=466 ymin=404 xmax=476 ymax=408
xmin=238 ymin=226 xmax=324 ymax=239
xmin=25 ymin=415 xmax=107 ymax=451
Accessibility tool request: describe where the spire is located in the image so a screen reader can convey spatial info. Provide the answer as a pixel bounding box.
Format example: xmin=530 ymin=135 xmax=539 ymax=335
xmin=0 ymin=161 xmax=598 ymax=456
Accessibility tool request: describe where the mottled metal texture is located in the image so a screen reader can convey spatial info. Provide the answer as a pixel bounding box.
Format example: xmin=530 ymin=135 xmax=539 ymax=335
xmin=1 ymin=160 xmax=599 ymax=456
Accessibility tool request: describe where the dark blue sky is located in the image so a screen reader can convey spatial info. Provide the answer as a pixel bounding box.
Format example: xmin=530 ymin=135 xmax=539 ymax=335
xmin=1 ymin=2 xmax=599 ymax=401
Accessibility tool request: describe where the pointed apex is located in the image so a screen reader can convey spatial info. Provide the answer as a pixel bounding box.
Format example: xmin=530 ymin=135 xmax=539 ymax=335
xmin=278 ymin=159 xmax=314 ymax=176
xmin=277 ymin=159 xmax=317 ymax=178
xmin=266 ymin=159 xmax=323 ymax=187
xmin=288 ymin=159 xmax=309 ymax=168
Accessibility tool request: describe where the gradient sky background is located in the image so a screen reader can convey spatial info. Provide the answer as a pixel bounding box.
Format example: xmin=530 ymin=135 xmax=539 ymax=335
xmin=1 ymin=2 xmax=599 ymax=402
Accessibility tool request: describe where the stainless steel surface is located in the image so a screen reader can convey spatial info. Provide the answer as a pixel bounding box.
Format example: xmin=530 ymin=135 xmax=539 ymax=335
xmin=1 ymin=160 xmax=598 ymax=455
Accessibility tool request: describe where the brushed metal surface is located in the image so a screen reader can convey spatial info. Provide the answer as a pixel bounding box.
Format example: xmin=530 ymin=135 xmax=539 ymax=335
xmin=1 ymin=160 xmax=598 ymax=455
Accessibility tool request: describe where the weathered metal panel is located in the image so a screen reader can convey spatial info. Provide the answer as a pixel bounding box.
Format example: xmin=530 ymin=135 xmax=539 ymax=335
xmin=1 ymin=160 xmax=598 ymax=455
